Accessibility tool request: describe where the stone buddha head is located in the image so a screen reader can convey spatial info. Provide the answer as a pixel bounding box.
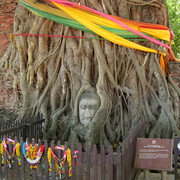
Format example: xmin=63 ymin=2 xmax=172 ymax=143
xmin=78 ymin=87 xmax=101 ymax=126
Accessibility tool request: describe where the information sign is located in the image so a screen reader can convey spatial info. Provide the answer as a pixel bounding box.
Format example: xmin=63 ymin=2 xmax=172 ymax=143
xmin=135 ymin=138 xmax=172 ymax=171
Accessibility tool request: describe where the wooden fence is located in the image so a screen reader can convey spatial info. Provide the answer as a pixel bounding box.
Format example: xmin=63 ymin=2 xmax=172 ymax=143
xmin=0 ymin=119 xmax=147 ymax=180
xmin=0 ymin=114 xmax=44 ymax=140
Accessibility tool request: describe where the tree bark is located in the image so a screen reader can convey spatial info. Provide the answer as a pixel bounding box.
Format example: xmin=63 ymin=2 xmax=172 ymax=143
xmin=0 ymin=0 xmax=179 ymax=150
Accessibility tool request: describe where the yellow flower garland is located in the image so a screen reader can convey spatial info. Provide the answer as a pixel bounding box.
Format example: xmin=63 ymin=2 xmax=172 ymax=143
xmin=47 ymin=148 xmax=52 ymax=171
xmin=67 ymin=148 xmax=71 ymax=167
xmin=0 ymin=141 xmax=4 ymax=155
xmin=1 ymin=142 xmax=4 ymax=164
xmin=49 ymin=146 xmax=74 ymax=177
xmin=28 ymin=144 xmax=38 ymax=160
xmin=6 ymin=141 xmax=15 ymax=145
xmin=47 ymin=148 xmax=52 ymax=164
xmin=15 ymin=143 xmax=21 ymax=157
xmin=1 ymin=140 xmax=21 ymax=166
xmin=1 ymin=139 xmax=76 ymax=172
xmin=15 ymin=142 xmax=21 ymax=165
xmin=47 ymin=147 xmax=59 ymax=171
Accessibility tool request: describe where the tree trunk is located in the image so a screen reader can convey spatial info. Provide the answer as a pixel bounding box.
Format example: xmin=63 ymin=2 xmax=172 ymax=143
xmin=0 ymin=0 xmax=179 ymax=150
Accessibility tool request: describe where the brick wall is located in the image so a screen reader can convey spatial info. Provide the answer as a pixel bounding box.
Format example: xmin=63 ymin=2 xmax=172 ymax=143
xmin=0 ymin=0 xmax=18 ymax=110
xmin=0 ymin=0 xmax=18 ymax=60
xmin=168 ymin=62 xmax=180 ymax=88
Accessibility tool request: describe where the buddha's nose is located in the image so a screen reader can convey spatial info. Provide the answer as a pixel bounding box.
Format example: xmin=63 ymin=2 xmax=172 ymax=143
xmin=84 ymin=108 xmax=92 ymax=118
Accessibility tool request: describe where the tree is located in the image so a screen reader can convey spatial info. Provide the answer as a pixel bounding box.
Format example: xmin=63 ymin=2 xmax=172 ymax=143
xmin=0 ymin=0 xmax=179 ymax=150
xmin=166 ymin=0 xmax=180 ymax=59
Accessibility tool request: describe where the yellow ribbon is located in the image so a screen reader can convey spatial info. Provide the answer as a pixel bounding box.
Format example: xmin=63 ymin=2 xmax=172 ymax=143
xmin=53 ymin=2 xmax=164 ymax=55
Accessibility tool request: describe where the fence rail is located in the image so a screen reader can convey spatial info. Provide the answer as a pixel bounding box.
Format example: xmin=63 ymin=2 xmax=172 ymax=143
xmin=0 ymin=114 xmax=44 ymax=140
xmin=0 ymin=119 xmax=147 ymax=180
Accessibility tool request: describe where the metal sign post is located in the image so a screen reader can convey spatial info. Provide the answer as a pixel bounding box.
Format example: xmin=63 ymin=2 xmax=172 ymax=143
xmin=174 ymin=136 xmax=180 ymax=180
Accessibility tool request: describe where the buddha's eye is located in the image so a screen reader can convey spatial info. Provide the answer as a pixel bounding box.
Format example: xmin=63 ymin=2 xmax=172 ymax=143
xmin=90 ymin=105 xmax=98 ymax=109
xmin=80 ymin=105 xmax=86 ymax=109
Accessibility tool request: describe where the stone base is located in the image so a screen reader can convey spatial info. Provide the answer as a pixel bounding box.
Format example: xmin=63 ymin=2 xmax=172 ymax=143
xmin=136 ymin=172 xmax=174 ymax=180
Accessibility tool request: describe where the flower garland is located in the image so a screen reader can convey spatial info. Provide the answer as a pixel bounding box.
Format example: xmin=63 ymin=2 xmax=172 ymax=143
xmin=47 ymin=146 xmax=78 ymax=178
xmin=1 ymin=138 xmax=21 ymax=168
xmin=0 ymin=141 xmax=4 ymax=165
xmin=15 ymin=142 xmax=21 ymax=165
xmin=68 ymin=150 xmax=78 ymax=176
xmin=22 ymin=141 xmax=44 ymax=169
xmin=54 ymin=146 xmax=72 ymax=167
xmin=47 ymin=147 xmax=59 ymax=171
xmin=113 ymin=141 xmax=121 ymax=148
xmin=1 ymin=138 xmax=78 ymax=174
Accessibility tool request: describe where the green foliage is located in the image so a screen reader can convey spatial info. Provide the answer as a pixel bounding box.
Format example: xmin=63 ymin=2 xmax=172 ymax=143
xmin=166 ymin=0 xmax=180 ymax=59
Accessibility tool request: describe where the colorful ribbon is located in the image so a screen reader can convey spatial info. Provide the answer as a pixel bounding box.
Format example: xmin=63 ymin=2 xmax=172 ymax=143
xmin=19 ymin=0 xmax=171 ymax=42
xmin=51 ymin=0 xmax=170 ymax=49
xmin=18 ymin=0 xmax=180 ymax=75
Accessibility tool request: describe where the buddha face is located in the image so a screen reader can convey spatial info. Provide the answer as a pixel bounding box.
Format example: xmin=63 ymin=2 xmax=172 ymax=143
xmin=79 ymin=97 xmax=100 ymax=126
